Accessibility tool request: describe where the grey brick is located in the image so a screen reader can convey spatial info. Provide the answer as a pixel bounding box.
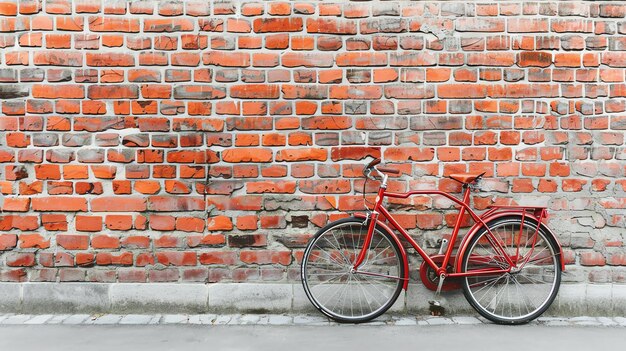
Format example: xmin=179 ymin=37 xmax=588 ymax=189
xmin=0 ymin=85 xmax=29 ymax=99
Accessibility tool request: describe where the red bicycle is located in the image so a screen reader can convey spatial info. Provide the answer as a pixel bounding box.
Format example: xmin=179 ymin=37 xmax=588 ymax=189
xmin=301 ymin=158 xmax=563 ymax=324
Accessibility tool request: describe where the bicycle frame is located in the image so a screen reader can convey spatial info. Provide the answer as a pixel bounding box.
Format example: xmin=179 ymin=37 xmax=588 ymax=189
xmin=353 ymin=180 xmax=564 ymax=290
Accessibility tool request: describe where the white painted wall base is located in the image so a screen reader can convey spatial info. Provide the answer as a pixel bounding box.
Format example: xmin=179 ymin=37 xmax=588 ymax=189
xmin=0 ymin=283 xmax=623 ymax=316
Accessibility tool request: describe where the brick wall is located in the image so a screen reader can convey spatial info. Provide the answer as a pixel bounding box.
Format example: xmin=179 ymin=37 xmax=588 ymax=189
xmin=0 ymin=0 xmax=625 ymax=285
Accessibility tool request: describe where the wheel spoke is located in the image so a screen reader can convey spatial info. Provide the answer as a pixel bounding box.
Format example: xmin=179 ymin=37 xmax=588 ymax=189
xmin=308 ymin=249 xmax=346 ymax=269
xmin=356 ymin=275 xmax=389 ymax=309
xmin=512 ymin=275 xmax=536 ymax=314
xmin=327 ymin=232 xmax=353 ymax=266
xmin=360 ymin=246 xmax=391 ymax=268
xmin=488 ymin=275 xmax=510 ymax=313
xmin=475 ymin=275 xmax=506 ymax=305
xmin=467 ymin=274 xmax=505 ymax=288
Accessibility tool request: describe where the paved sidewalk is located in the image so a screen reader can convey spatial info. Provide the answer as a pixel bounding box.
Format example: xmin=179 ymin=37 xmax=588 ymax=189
xmin=0 ymin=313 xmax=625 ymax=327
xmin=0 ymin=315 xmax=626 ymax=351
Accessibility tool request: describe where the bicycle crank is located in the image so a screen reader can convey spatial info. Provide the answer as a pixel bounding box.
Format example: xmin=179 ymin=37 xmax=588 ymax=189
xmin=419 ymin=255 xmax=462 ymax=292
xmin=428 ymin=273 xmax=448 ymax=316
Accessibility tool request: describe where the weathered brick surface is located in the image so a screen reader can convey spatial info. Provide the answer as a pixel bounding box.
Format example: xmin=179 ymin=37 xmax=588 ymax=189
xmin=0 ymin=1 xmax=625 ymax=284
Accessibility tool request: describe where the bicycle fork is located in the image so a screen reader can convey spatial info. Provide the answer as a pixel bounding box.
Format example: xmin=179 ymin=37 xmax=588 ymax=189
xmin=353 ymin=211 xmax=377 ymax=270
xmin=353 ymin=180 xmax=387 ymax=271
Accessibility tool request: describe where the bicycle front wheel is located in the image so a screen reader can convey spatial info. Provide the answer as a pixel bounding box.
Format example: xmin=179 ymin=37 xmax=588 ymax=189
xmin=461 ymin=217 xmax=561 ymax=324
xmin=301 ymin=217 xmax=405 ymax=323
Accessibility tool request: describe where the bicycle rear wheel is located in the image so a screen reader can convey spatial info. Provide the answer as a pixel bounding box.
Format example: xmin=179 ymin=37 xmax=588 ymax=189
xmin=301 ymin=217 xmax=404 ymax=323
xmin=461 ymin=217 xmax=561 ymax=324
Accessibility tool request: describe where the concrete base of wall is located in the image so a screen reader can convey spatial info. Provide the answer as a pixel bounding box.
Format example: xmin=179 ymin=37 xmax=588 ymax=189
xmin=0 ymin=283 xmax=624 ymax=316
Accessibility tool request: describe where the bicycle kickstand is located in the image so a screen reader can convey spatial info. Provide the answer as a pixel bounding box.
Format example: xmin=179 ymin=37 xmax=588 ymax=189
xmin=428 ymin=273 xmax=447 ymax=316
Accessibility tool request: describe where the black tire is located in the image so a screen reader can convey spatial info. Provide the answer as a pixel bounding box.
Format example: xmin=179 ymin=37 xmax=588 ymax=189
xmin=301 ymin=217 xmax=405 ymax=323
xmin=461 ymin=216 xmax=562 ymax=324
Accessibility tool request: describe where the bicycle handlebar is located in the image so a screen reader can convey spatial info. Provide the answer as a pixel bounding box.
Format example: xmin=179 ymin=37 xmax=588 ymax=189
xmin=377 ymin=167 xmax=400 ymax=174
xmin=363 ymin=158 xmax=399 ymax=177
xmin=366 ymin=158 xmax=381 ymax=169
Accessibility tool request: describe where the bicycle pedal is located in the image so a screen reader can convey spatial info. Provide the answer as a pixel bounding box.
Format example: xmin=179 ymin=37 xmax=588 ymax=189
xmin=428 ymin=300 xmax=446 ymax=316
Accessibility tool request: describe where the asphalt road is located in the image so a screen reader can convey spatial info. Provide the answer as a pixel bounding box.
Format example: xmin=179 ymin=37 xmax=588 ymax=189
xmin=0 ymin=324 xmax=624 ymax=351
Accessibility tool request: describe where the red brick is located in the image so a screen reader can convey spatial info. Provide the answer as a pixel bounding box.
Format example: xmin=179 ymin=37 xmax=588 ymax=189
xmin=89 ymin=16 xmax=140 ymax=32
xmin=607 ymin=253 xmax=626 ymax=266
xmin=96 ymin=252 xmax=132 ymax=266
xmin=282 ymin=52 xmax=334 ymax=68
xmin=240 ymin=250 xmax=292 ymax=265
xmin=31 ymin=197 xmax=87 ymax=212
xmin=75 ymin=252 xmax=95 ymax=267
xmin=0 ymin=1 xmax=18 ymax=15
xmin=439 ymin=84 xmax=488 ymax=98
xmin=0 ymin=234 xmax=18 ymax=250
xmin=253 ymin=17 xmax=303 ymax=33
xmin=75 ymin=215 xmax=102 ymax=232
xmin=336 ymin=52 xmax=388 ymax=67
xmin=156 ymin=251 xmax=197 ymax=266
xmin=384 ymin=147 xmax=435 ymax=161
xmin=236 ymin=215 xmax=258 ymax=230
xmin=187 ymin=234 xmax=225 ymax=247
xmin=148 ymin=196 xmax=205 ymax=212
xmin=87 ymin=53 xmax=135 ymax=67
xmin=208 ymin=216 xmax=233 ymax=231
xmin=199 ymin=252 xmax=236 ymax=265
xmin=307 ymin=18 xmax=357 ymax=34
xmin=144 ymin=18 xmax=194 ymax=32
xmin=88 ymin=85 xmax=138 ymax=99
xmin=57 ymin=234 xmax=89 ymax=250
xmin=247 ymin=181 xmax=297 ymax=194
xmin=104 ymin=215 xmax=133 ymax=230
xmin=176 ymin=217 xmax=205 ymax=232
xmin=222 ymin=148 xmax=273 ymax=163
xmin=92 ymin=235 xmax=120 ymax=249
xmin=121 ymin=236 xmax=151 ymax=249
xmin=276 ymin=148 xmax=327 ymax=162
xmin=6 ymin=253 xmax=36 ymax=267
xmin=40 ymin=214 xmax=66 ymax=231
xmin=580 ymin=251 xmax=606 ymax=266
xmin=231 ymin=84 xmax=280 ymax=99
xmin=90 ymin=197 xmax=147 ymax=212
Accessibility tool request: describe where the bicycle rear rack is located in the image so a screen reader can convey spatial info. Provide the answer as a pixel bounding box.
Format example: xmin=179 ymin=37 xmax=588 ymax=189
xmin=482 ymin=205 xmax=548 ymax=222
xmin=482 ymin=205 xmax=549 ymax=270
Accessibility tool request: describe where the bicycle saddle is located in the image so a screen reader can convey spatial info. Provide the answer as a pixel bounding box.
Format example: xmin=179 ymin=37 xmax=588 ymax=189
xmin=449 ymin=172 xmax=485 ymax=184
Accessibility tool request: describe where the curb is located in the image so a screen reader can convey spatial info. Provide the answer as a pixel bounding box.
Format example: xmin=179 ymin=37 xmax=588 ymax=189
xmin=0 ymin=282 xmax=624 ymax=316
xmin=1 ymin=313 xmax=625 ymax=327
